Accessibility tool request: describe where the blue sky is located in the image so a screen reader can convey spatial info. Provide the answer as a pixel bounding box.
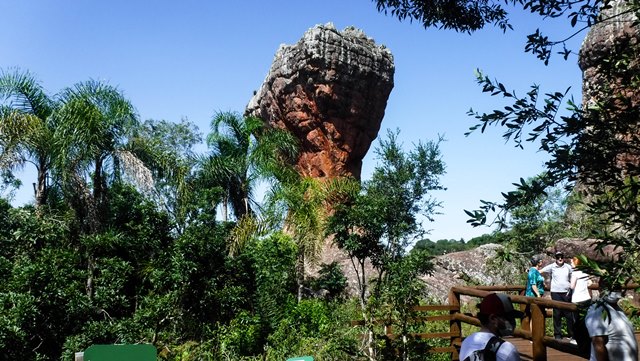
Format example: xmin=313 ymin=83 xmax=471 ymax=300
xmin=0 ymin=0 xmax=584 ymax=241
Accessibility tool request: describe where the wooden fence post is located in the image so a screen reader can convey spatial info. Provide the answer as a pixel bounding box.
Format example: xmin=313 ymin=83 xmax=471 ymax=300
xmin=531 ymin=303 xmax=547 ymax=361
xmin=521 ymin=302 xmax=531 ymax=333
xmin=448 ymin=289 xmax=461 ymax=361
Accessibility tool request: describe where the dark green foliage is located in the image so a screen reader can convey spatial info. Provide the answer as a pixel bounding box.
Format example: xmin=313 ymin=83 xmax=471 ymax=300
xmin=327 ymin=129 xmax=445 ymax=359
xmin=374 ymin=0 xmax=512 ymax=33
xmin=265 ymin=300 xmax=359 ymax=360
xmin=248 ymin=233 xmax=298 ymax=335
xmin=466 ymin=232 xmax=509 ymax=248
xmin=374 ymin=0 xmax=619 ymax=64
xmin=310 ymin=261 xmax=348 ymax=301
xmin=413 ymin=238 xmax=467 ymax=255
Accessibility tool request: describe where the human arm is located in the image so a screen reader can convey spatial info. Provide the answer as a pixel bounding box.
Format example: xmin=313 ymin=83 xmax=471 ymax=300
xmin=571 ymin=273 xmax=577 ymax=290
xmin=531 ymin=284 xmax=541 ymax=297
xmin=540 ymin=264 xmax=551 ymax=274
xmin=591 ymin=335 xmax=609 ymax=361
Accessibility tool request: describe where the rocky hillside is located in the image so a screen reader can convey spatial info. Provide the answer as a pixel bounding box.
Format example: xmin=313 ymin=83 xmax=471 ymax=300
xmin=421 ymin=243 xmax=524 ymax=302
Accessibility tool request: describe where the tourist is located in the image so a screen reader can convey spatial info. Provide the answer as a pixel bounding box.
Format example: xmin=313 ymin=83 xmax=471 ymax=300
xmin=526 ymin=256 xmax=544 ymax=297
xmin=570 ymin=256 xmax=592 ymax=306
xmin=570 ymin=256 xmax=593 ymax=352
xmin=541 ymin=251 xmax=574 ymax=340
xmin=460 ymin=292 xmax=523 ymax=361
xmin=585 ymin=282 xmax=638 ymax=361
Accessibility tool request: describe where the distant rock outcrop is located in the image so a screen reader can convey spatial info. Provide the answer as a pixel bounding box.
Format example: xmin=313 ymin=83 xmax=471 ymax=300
xmin=421 ymin=244 xmax=524 ymax=302
xmin=246 ymin=23 xmax=394 ymax=179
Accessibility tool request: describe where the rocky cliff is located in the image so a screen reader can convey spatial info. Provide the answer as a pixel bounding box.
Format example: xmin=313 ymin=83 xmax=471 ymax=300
xmin=246 ymin=23 xmax=394 ymax=179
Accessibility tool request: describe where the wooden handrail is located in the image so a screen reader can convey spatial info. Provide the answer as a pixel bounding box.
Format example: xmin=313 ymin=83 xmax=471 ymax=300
xmin=449 ymin=284 xmax=639 ymax=361
xmin=349 ymin=283 xmax=638 ymax=360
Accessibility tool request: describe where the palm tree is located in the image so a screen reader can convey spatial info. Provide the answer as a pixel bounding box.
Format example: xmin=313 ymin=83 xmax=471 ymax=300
xmin=53 ymin=79 xmax=145 ymax=233
xmin=53 ymin=80 xmax=149 ymax=299
xmin=265 ymin=176 xmax=360 ymax=301
xmin=0 ymin=69 xmax=57 ymax=208
xmin=200 ymin=111 xmax=298 ymax=221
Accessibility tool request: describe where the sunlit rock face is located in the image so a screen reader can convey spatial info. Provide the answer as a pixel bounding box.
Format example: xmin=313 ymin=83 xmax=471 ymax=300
xmin=579 ymin=0 xmax=640 ymax=109
xmin=579 ymin=0 xmax=640 ymax=174
xmin=246 ymin=23 xmax=394 ymax=179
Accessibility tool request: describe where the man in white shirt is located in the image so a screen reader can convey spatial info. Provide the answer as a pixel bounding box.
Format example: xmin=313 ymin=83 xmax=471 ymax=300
xmin=460 ymin=293 xmax=523 ymax=361
xmin=541 ymin=251 xmax=574 ymax=340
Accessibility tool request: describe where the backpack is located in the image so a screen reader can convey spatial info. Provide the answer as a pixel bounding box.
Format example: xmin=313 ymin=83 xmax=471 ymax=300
xmin=463 ymin=336 xmax=505 ymax=361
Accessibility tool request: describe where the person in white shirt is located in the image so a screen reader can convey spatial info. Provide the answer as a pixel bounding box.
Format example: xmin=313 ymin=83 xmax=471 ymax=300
xmin=570 ymin=256 xmax=592 ymax=306
xmin=460 ymin=293 xmax=523 ymax=361
xmin=570 ymin=256 xmax=593 ymax=353
xmin=541 ymin=251 xmax=574 ymax=340
xmin=585 ymin=283 xmax=638 ymax=361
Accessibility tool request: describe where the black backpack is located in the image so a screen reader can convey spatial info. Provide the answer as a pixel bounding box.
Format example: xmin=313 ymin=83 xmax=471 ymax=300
xmin=463 ymin=336 xmax=505 ymax=361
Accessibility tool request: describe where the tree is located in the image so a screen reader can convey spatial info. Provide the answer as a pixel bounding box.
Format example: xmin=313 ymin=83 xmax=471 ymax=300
xmin=373 ymin=0 xmax=628 ymax=64
xmin=200 ymin=111 xmax=298 ymax=221
xmin=505 ymin=179 xmax=571 ymax=253
xmin=54 ymin=80 xmax=142 ymax=234
xmin=129 ymin=118 xmax=203 ymax=234
xmin=0 ymin=68 xmax=57 ymax=208
xmin=375 ymin=0 xmax=640 ymax=286
xmin=264 ymin=175 xmax=359 ymax=302
xmin=327 ymin=129 xmax=445 ymax=360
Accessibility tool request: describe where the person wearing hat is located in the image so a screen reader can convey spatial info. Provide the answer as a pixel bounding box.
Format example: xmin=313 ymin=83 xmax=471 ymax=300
xmin=460 ymin=293 xmax=524 ymax=361
xmin=541 ymin=251 xmax=574 ymax=340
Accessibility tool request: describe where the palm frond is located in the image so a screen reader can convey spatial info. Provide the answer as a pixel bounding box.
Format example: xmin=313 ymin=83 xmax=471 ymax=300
xmin=0 ymin=68 xmax=54 ymax=119
xmin=117 ymin=150 xmax=155 ymax=193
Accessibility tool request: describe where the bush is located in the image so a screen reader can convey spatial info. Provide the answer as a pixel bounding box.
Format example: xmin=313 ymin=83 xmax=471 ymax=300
xmin=310 ymin=262 xmax=347 ymax=301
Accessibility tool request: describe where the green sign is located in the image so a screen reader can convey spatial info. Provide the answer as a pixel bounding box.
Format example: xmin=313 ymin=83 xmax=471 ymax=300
xmin=84 ymin=344 xmax=156 ymax=361
xmin=286 ymin=356 xmax=314 ymax=361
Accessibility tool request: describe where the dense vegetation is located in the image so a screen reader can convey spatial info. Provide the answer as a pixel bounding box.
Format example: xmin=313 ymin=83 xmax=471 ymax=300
xmin=0 ymin=71 xmax=457 ymax=360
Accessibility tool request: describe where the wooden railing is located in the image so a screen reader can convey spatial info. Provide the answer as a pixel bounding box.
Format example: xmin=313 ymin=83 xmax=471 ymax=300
xmin=449 ymin=285 xmax=583 ymax=361
xmin=350 ymin=304 xmax=460 ymax=354
xmin=351 ymin=284 xmax=638 ymax=361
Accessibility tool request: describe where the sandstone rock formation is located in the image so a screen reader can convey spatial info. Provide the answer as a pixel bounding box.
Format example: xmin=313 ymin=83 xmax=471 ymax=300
xmin=312 ymin=242 xmax=524 ymax=302
xmin=246 ymin=23 xmax=394 ymax=179
xmin=579 ymin=0 xmax=640 ymax=175
xmin=579 ymin=0 xmax=640 ymax=109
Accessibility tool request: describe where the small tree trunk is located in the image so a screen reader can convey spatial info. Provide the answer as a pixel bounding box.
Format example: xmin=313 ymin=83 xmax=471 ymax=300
xmin=34 ymin=163 xmax=48 ymax=212
xmin=222 ymin=196 xmax=228 ymax=222
xmin=86 ymin=253 xmax=95 ymax=299
xmin=296 ymin=251 xmax=305 ymax=302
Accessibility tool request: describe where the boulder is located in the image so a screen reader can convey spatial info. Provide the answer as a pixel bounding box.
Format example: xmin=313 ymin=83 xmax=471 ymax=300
xmin=421 ymin=243 xmax=524 ymax=302
xmin=545 ymin=237 xmax=623 ymax=262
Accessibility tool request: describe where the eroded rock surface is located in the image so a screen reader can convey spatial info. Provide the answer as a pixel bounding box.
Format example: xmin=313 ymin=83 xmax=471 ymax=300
xmin=246 ymin=23 xmax=394 ymax=179
xmin=579 ymin=0 xmax=640 ymax=109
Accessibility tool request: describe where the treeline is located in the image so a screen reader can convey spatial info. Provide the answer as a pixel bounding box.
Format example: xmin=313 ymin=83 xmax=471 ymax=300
xmin=413 ymin=233 xmax=510 ymax=255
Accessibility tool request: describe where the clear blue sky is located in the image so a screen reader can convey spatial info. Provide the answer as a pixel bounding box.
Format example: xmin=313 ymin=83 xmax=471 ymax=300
xmin=0 ymin=0 xmax=583 ymax=241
